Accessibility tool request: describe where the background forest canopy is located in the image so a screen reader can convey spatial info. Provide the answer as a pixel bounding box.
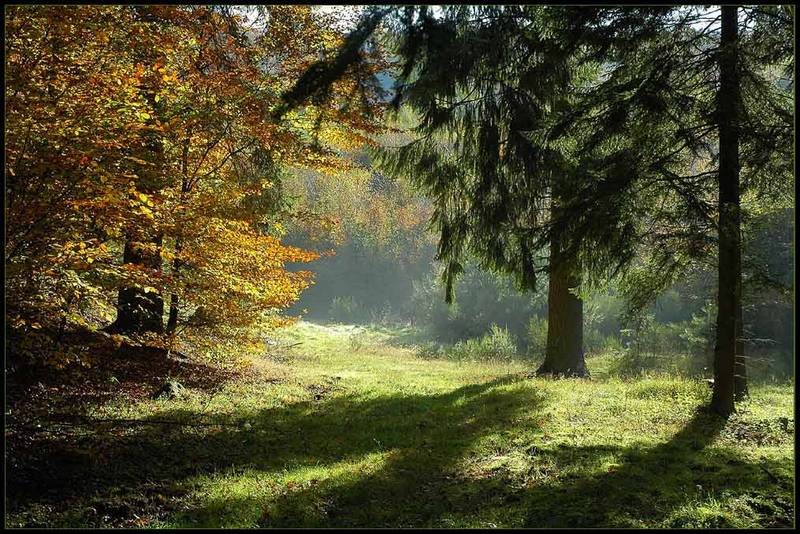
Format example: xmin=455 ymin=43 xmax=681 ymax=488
xmin=5 ymin=5 xmax=794 ymax=386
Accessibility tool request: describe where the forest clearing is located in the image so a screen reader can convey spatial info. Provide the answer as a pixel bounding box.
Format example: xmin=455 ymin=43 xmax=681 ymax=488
xmin=5 ymin=4 xmax=794 ymax=530
xmin=6 ymin=322 xmax=794 ymax=528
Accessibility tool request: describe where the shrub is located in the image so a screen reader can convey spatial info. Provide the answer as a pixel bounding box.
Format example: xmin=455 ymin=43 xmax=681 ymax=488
xmin=328 ymin=296 xmax=366 ymax=323
xmin=526 ymin=316 xmax=548 ymax=358
xmin=417 ymin=325 xmax=520 ymax=362
xmin=585 ymin=330 xmax=623 ymax=356
xmin=369 ymin=301 xmax=396 ymax=325
xmin=348 ymin=330 xmax=366 ymax=351
xmin=410 ymin=262 xmax=544 ymax=345
xmin=584 ymin=291 xmax=624 ymax=338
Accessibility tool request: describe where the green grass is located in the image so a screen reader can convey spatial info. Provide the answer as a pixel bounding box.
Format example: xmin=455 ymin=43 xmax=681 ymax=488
xmin=6 ymin=321 xmax=795 ymax=528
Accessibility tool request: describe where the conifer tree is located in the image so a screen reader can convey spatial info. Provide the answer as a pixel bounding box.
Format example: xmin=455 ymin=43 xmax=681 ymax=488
xmin=280 ymin=5 xmax=793 ymax=396
xmin=562 ymin=6 xmax=793 ymax=415
xmin=374 ymin=6 xmax=596 ymax=375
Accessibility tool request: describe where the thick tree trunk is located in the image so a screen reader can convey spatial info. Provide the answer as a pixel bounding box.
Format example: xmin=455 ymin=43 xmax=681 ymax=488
xmin=536 ymin=196 xmax=587 ymax=377
xmin=110 ymin=236 xmax=165 ymax=334
xmin=710 ymin=6 xmax=742 ymax=417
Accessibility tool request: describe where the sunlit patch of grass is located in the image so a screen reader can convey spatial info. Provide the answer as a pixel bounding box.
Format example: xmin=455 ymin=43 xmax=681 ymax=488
xmin=6 ymin=321 xmax=795 ymax=528
xmin=174 ymin=451 xmax=396 ymax=528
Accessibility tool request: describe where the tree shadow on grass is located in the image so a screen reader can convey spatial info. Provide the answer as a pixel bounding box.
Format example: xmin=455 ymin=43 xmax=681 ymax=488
xmin=7 ymin=374 xmax=793 ymax=528
xmin=7 ymin=374 xmax=541 ymax=527
xmin=217 ymin=405 xmax=792 ymax=528
xmin=507 ymin=409 xmax=792 ymax=528
xmin=184 ymin=374 xmax=543 ymax=528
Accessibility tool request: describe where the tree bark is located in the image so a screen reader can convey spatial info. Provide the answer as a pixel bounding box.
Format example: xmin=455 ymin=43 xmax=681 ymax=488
xmin=710 ymin=5 xmax=742 ymax=417
xmin=110 ymin=236 xmax=165 ymax=334
xmin=166 ymin=136 xmax=191 ymax=335
xmin=536 ymin=196 xmax=587 ymax=377
xmin=111 ymin=144 xmax=165 ymax=333
xmin=734 ymin=300 xmax=748 ymax=399
xmin=166 ymin=238 xmax=183 ymax=334
xmin=166 ymin=294 xmax=179 ymax=333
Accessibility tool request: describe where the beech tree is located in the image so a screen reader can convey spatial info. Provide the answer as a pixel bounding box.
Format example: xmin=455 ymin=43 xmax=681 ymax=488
xmin=5 ymin=5 xmax=386 ymax=365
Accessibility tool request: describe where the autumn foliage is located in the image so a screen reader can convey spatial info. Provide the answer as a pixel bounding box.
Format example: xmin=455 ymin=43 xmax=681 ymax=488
xmin=5 ymin=5 xmax=386 ymax=367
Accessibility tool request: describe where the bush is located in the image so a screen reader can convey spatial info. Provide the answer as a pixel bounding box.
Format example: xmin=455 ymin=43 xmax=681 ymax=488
xmin=584 ymin=291 xmax=624 ymax=338
xmin=328 ymin=296 xmax=366 ymax=323
xmin=417 ymin=325 xmax=520 ymax=362
xmin=604 ymin=311 xmax=708 ymax=377
xmin=585 ymin=329 xmax=623 ymax=356
xmin=611 ymin=314 xmax=669 ymax=376
xmin=745 ymin=349 xmax=794 ymax=382
xmin=526 ymin=316 xmax=548 ymax=358
xmin=679 ymin=301 xmax=715 ymax=360
xmin=410 ymin=262 xmax=544 ymax=345
xmin=369 ymin=301 xmax=396 ymax=325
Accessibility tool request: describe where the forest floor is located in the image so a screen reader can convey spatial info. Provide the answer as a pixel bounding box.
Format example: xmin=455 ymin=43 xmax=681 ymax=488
xmin=5 ymin=321 xmax=795 ymax=528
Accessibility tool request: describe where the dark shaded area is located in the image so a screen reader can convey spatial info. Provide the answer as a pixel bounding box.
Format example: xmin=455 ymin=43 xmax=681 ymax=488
xmin=517 ymin=410 xmax=792 ymax=528
xmin=6 ymin=330 xmax=245 ymax=418
xmin=5 ymin=340 xmax=259 ymax=524
xmin=107 ymin=237 xmax=166 ymax=335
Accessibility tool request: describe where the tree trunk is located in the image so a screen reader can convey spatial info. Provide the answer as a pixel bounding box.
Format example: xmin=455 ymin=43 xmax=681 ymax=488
xmin=166 ymin=294 xmax=179 ymax=333
xmin=734 ymin=300 xmax=748 ymax=399
xmin=166 ymin=137 xmax=191 ymax=335
xmin=110 ymin=236 xmax=165 ymax=334
xmin=537 ymin=196 xmax=587 ymax=377
xmin=710 ymin=5 xmax=741 ymax=417
xmin=166 ymin=238 xmax=183 ymax=334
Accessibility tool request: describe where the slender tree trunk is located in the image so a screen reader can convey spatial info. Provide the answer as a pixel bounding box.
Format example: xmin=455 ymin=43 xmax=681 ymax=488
xmin=711 ymin=5 xmax=742 ymax=417
xmin=166 ymin=297 xmax=179 ymax=333
xmin=734 ymin=301 xmax=748 ymax=399
xmin=166 ymin=294 xmax=179 ymax=333
xmin=166 ymin=137 xmax=192 ymax=335
xmin=537 ymin=195 xmax=587 ymax=377
xmin=166 ymin=238 xmax=182 ymax=334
